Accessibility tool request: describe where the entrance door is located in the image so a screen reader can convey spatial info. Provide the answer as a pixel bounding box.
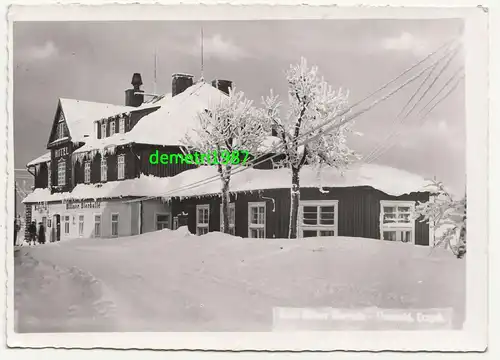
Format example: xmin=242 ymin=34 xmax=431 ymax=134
xmin=53 ymin=214 xmax=61 ymax=242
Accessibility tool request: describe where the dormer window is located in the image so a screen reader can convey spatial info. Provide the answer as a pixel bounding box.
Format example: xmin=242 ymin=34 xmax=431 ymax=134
xmin=56 ymin=113 xmax=66 ymax=139
xmin=119 ymin=116 xmax=125 ymax=134
xmin=110 ymin=119 xmax=116 ymax=136
xmin=101 ymin=121 xmax=107 ymax=139
xmin=58 ymin=122 xmax=65 ymax=139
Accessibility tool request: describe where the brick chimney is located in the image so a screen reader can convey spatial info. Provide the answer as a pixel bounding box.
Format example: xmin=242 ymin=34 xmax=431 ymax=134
xmin=212 ymin=79 xmax=233 ymax=95
xmin=125 ymin=73 xmax=144 ymax=107
xmin=172 ymin=73 xmax=194 ymax=97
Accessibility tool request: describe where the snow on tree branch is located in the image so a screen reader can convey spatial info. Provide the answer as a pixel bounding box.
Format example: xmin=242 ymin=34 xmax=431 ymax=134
xmin=261 ymin=57 xmax=358 ymax=172
xmin=413 ymin=179 xmax=466 ymax=259
xmin=259 ymin=57 xmax=358 ymax=238
xmin=182 ymin=87 xmax=270 ymax=234
xmin=183 ymin=87 xmax=269 ymax=157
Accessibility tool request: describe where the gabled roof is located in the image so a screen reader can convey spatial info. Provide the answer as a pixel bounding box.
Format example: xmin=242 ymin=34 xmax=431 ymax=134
xmin=27 ymin=152 xmax=51 ymax=167
xmin=74 ymin=81 xmax=229 ymax=154
xmin=58 ymin=98 xmax=136 ymax=143
xmin=22 ymin=163 xmax=433 ymax=204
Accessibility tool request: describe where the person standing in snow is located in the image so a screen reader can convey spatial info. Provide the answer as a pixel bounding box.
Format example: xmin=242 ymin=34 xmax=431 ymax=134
xmin=38 ymin=222 xmax=46 ymax=245
xmin=28 ymin=221 xmax=37 ymax=246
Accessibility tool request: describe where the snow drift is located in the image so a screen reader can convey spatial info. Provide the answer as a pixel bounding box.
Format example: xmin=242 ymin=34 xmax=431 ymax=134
xmin=15 ymin=229 xmax=465 ymax=332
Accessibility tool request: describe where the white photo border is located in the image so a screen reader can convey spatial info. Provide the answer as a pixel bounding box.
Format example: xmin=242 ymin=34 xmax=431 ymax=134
xmin=2 ymin=2 xmax=489 ymax=353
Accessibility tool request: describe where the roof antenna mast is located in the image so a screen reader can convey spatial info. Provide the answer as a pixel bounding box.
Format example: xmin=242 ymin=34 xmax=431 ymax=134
xmin=153 ymin=47 xmax=158 ymax=94
xmin=200 ymin=27 xmax=205 ymax=82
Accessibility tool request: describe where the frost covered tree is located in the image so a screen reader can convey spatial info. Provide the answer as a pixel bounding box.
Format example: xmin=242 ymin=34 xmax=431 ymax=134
xmin=414 ymin=179 xmax=466 ymax=259
xmin=261 ymin=58 xmax=358 ymax=239
xmin=183 ymin=88 xmax=269 ymax=234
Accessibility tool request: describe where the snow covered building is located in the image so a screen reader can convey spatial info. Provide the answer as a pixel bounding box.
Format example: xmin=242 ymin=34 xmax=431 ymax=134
xmin=23 ymin=73 xmax=434 ymax=245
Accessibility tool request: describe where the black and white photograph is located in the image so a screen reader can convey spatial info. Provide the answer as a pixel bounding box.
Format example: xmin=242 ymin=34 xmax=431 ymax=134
xmin=4 ymin=3 xmax=488 ymax=352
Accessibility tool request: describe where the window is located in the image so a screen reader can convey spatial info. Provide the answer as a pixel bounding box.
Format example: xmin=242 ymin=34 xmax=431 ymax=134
xmin=101 ymin=157 xmax=107 ymax=182
xmin=111 ymin=213 xmax=119 ymax=236
xmin=58 ymin=122 xmax=65 ymax=139
xmin=119 ymin=117 xmax=125 ymax=134
xmin=101 ymin=122 xmax=106 ymax=138
xmin=117 ymin=155 xmax=125 ymax=180
xmin=78 ymin=215 xmax=84 ymax=237
xmin=57 ymin=159 xmax=66 ymax=186
xmin=64 ymin=215 xmax=70 ymax=235
xmin=110 ymin=119 xmax=116 ymax=136
xmin=156 ymin=213 xmax=171 ymax=230
xmin=248 ymin=202 xmax=266 ymax=238
xmin=42 ymin=216 xmax=47 ymax=228
xmin=380 ymin=201 xmax=415 ymax=243
xmin=84 ymin=161 xmax=91 ymax=184
xmin=220 ymin=203 xmax=235 ymax=235
xmin=48 ymin=166 xmax=51 ymax=189
xmin=299 ymin=200 xmax=338 ymax=238
xmin=94 ymin=214 xmax=101 ymax=237
xmin=196 ymin=205 xmax=210 ymax=235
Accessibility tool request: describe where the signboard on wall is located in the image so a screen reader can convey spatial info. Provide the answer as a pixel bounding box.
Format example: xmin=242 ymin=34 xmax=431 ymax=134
xmin=34 ymin=204 xmax=48 ymax=212
xmin=66 ymin=200 xmax=102 ymax=210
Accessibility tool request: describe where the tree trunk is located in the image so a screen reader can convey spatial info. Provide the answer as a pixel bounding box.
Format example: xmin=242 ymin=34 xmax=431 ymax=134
xmin=288 ymin=167 xmax=300 ymax=239
xmin=221 ymin=177 xmax=231 ymax=234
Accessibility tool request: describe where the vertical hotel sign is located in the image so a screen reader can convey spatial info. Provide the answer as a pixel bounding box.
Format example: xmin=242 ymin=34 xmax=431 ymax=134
xmin=54 ymin=146 xmax=69 ymax=158
xmin=66 ymin=200 xmax=101 ymax=210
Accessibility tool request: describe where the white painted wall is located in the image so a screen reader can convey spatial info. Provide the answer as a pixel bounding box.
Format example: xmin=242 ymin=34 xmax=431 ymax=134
xmin=30 ymin=200 xmax=133 ymax=241
xmin=29 ymin=198 xmax=171 ymax=241
xmin=142 ymin=199 xmax=172 ymax=233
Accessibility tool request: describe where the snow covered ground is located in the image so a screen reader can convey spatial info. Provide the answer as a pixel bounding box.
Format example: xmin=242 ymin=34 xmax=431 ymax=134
xmin=14 ymin=228 xmax=465 ymax=332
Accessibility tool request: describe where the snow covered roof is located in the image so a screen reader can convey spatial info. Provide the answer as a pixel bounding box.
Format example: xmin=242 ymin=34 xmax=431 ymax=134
xmin=22 ymin=176 xmax=170 ymax=203
xmin=160 ymin=163 xmax=431 ymax=199
xmin=59 ymin=98 xmax=136 ymax=143
xmin=73 ymin=82 xmax=229 ymax=155
xmin=259 ymin=135 xmax=281 ymax=152
xmin=22 ymin=163 xmax=431 ymax=204
xmin=27 ymin=152 xmax=51 ymax=167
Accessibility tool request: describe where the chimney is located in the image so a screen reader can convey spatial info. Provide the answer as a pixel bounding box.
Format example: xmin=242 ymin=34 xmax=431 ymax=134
xmin=211 ymin=79 xmax=233 ymax=95
xmin=125 ymin=73 xmax=144 ymax=107
xmin=172 ymin=73 xmax=194 ymax=96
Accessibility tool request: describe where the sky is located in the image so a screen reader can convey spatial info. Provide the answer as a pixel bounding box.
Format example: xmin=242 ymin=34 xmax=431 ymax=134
xmin=13 ymin=19 xmax=465 ymax=198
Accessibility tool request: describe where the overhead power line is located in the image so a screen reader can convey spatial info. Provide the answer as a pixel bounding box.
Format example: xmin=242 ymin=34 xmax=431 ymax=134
xmin=124 ymin=37 xmax=460 ymax=204
xmin=364 ymin=69 xmax=465 ymax=165
xmin=362 ymin=45 xmax=462 ymax=164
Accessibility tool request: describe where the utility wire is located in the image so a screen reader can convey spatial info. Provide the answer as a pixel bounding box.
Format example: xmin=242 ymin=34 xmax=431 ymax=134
xmin=362 ymin=45 xmax=461 ymax=164
xmin=124 ymin=37 xmax=460 ymax=204
xmin=417 ymin=66 xmax=465 ymax=116
xmin=142 ymin=42 xmax=456 ymax=201
xmin=365 ymin=70 xmax=464 ymax=165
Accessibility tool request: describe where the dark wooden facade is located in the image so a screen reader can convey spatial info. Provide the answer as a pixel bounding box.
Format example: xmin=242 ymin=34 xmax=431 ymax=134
xmin=171 ymin=186 xmax=431 ymax=245
xmin=49 ymin=140 xmax=74 ymax=193
xmin=33 ymin=162 xmax=49 ymax=189
xmin=133 ymin=145 xmax=198 ymax=177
